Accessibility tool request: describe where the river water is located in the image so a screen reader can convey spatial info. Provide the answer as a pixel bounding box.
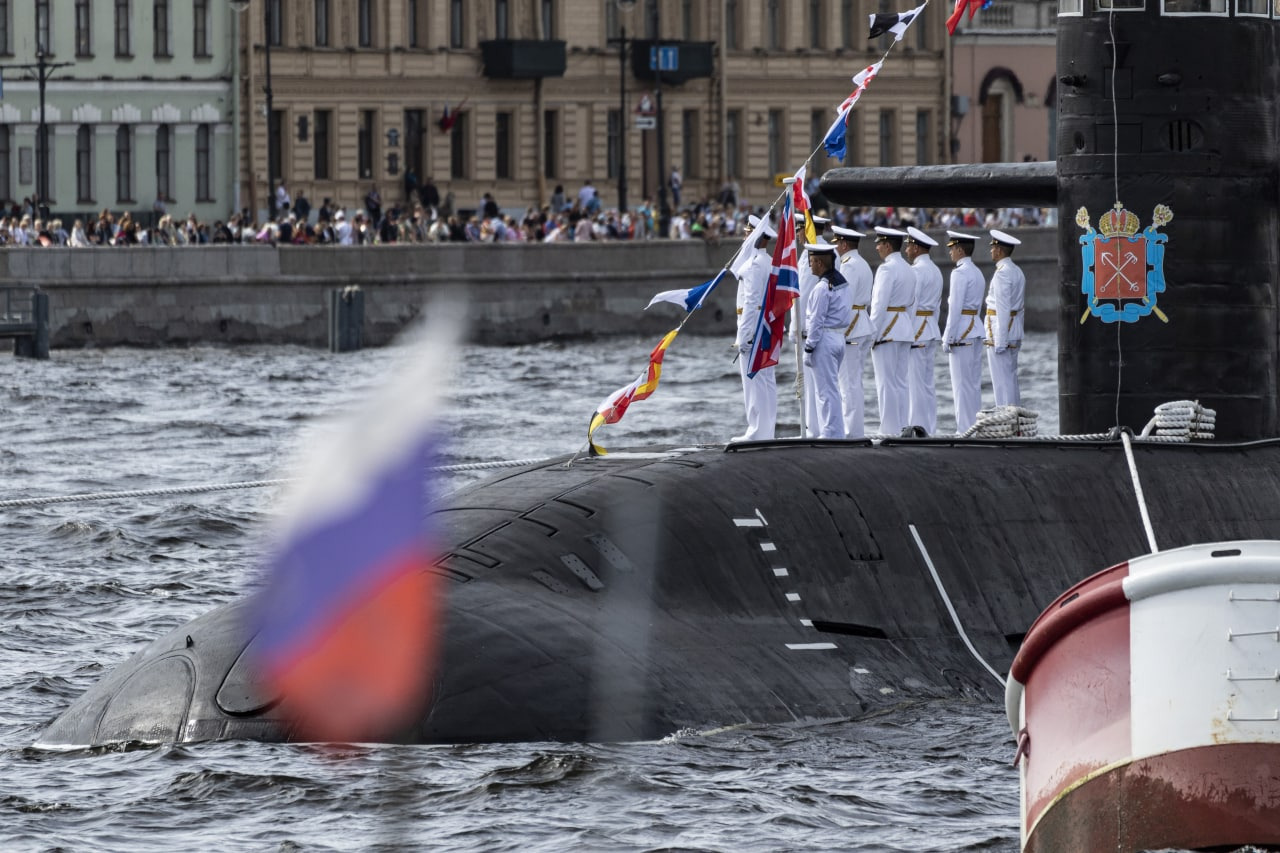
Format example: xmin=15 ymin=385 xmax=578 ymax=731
xmin=1 ymin=332 xmax=1067 ymax=851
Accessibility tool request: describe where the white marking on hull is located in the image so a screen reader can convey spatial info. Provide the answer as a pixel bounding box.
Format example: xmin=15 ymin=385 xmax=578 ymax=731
xmin=755 ymin=508 xmax=768 ymax=525
xmin=773 ymin=568 xmax=789 ymax=577
xmin=786 ymin=643 xmax=837 ymax=650
xmin=853 ymin=667 xmax=870 ymax=674
xmin=799 ymin=618 xmax=813 ymax=627
xmin=760 ymin=542 xmax=777 ymax=552
xmin=733 ymin=518 xmax=765 ymax=528
xmin=785 ymin=592 xmax=801 ymax=602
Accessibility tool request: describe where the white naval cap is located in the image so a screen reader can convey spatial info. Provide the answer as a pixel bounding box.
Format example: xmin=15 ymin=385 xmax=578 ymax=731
xmin=945 ymin=229 xmax=978 ymax=245
xmin=803 ymin=240 xmax=837 ymax=254
xmin=745 ymin=214 xmax=762 ymax=231
xmin=905 ymin=226 xmax=937 ymax=247
xmin=793 ymin=212 xmax=831 ymax=225
xmin=831 ymin=225 xmax=865 ymax=240
xmin=873 ymin=226 xmax=908 ymax=240
xmin=989 ymin=228 xmax=1021 ymax=247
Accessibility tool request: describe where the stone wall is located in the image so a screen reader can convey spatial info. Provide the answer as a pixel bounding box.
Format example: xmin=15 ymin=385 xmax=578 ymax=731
xmin=1 ymin=228 xmax=1059 ymax=347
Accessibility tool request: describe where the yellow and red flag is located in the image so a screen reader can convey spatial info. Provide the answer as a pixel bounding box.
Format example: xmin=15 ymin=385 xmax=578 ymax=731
xmin=587 ymin=329 xmax=680 ymax=455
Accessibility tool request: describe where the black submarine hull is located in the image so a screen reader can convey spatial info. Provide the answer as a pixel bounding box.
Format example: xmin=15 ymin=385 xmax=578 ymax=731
xmin=38 ymin=437 xmax=1280 ymax=747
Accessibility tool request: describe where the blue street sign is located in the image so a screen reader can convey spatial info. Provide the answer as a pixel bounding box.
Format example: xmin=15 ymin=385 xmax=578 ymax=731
xmin=649 ymin=46 xmax=679 ymax=72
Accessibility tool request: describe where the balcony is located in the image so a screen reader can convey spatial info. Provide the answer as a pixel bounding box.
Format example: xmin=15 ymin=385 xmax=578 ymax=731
xmin=479 ymin=39 xmax=567 ymax=79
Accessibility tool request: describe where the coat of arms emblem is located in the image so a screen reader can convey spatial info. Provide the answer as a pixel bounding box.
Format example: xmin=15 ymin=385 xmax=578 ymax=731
xmin=1077 ymin=202 xmax=1173 ymax=324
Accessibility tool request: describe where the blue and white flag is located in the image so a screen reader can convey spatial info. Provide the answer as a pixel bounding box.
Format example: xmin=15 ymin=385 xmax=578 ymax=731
xmin=822 ymin=61 xmax=884 ymax=161
xmin=645 ymin=269 xmax=727 ymax=312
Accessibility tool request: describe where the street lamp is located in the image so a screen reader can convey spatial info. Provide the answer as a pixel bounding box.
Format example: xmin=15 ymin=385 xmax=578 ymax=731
xmin=0 ymin=49 xmax=71 ymax=217
xmin=606 ymin=0 xmax=636 ymax=215
xmin=229 ymin=0 xmax=275 ymax=219
xmin=651 ymin=1 xmax=670 ymax=240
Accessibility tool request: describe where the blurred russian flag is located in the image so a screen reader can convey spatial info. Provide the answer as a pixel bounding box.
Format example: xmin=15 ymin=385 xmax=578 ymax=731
xmin=250 ymin=307 xmax=461 ymax=742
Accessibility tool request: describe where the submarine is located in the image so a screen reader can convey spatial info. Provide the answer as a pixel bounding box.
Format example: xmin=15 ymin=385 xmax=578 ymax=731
xmin=37 ymin=0 xmax=1280 ymax=747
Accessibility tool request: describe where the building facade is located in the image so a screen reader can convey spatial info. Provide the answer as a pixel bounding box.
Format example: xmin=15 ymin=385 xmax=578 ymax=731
xmin=236 ymin=0 xmax=949 ymax=221
xmin=949 ymin=0 xmax=1057 ymax=165
xmin=0 ymin=0 xmax=237 ymax=223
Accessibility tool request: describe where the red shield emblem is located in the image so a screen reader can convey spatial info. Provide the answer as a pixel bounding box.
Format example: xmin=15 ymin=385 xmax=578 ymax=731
xmin=1094 ymin=236 xmax=1148 ymax=300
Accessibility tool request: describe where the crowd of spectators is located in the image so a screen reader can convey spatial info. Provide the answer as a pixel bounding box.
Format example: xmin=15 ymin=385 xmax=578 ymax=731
xmin=0 ymin=181 xmax=1056 ymax=249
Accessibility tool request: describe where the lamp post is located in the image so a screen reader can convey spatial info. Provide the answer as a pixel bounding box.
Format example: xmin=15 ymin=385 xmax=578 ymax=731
xmin=229 ymin=0 xmax=275 ymax=219
xmin=0 ymin=50 xmax=72 ymax=216
xmin=606 ymin=0 xmax=635 ymax=215
xmin=652 ymin=1 xmax=669 ymax=240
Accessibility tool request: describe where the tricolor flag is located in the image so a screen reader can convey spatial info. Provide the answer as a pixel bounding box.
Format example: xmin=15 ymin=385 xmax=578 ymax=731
xmin=792 ymin=166 xmax=818 ymax=246
xmin=947 ymin=0 xmax=992 ymax=35
xmin=588 ymin=328 xmax=680 ymax=455
xmin=822 ymin=61 xmax=884 ymax=161
xmin=438 ymin=97 xmax=469 ymax=133
xmin=748 ymin=196 xmax=799 ymax=377
xmin=250 ymin=309 xmax=460 ymax=742
xmin=646 ymin=270 xmax=726 ymax=312
xmin=869 ymin=3 xmax=927 ymax=41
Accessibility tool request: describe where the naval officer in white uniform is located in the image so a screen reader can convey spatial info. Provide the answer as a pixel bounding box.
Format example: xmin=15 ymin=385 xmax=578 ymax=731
xmin=942 ymin=230 xmax=987 ymax=432
xmin=869 ymin=226 xmax=916 ymax=436
xmin=903 ymin=226 xmax=942 ymax=435
xmin=731 ymin=216 xmax=777 ymax=441
xmin=801 ymin=240 xmax=852 ymax=438
xmin=985 ymin=229 xmax=1026 ymax=407
xmin=833 ymin=225 xmax=873 ymax=438
xmin=794 ymin=214 xmax=831 ymax=437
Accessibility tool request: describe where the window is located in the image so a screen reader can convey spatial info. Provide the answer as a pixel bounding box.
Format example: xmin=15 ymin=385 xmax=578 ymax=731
xmin=879 ymin=109 xmax=897 ymax=166
xmin=196 ymin=124 xmax=213 ymax=200
xmin=36 ymin=125 xmax=51 ymax=200
xmin=358 ymin=0 xmax=373 ymax=45
xmin=495 ymin=0 xmax=509 ymax=38
xmin=0 ymin=0 xmax=10 ymax=55
xmin=682 ymin=109 xmax=699 ymax=177
xmin=766 ymin=0 xmax=781 ymax=49
xmin=1096 ymin=0 xmax=1144 ymax=8
xmin=116 ymin=126 xmax=134 ymax=203
xmin=767 ymin=109 xmax=784 ymax=176
xmin=156 ymin=124 xmax=172 ymax=199
xmin=726 ymin=109 xmax=742 ymax=182
xmin=495 ymin=112 xmax=512 ymax=179
xmin=313 ymin=111 xmax=331 ymax=180
xmin=115 ymin=0 xmax=131 ymax=56
xmin=645 ymin=0 xmax=658 ymax=38
xmin=267 ymin=0 xmax=283 ymax=46
xmin=450 ymin=112 xmax=469 ymax=178
xmin=877 ymin=0 xmax=892 ymax=50
xmin=541 ymin=0 xmax=555 ymax=38
xmin=682 ymin=0 xmax=694 ymax=39
xmin=1162 ymin=0 xmax=1226 ymax=11
xmin=268 ymin=111 xmax=283 ymax=193
xmin=606 ymin=110 xmax=620 ymax=180
xmin=154 ymin=0 xmax=171 ymax=57
xmin=543 ymin=110 xmax=558 ymax=179
xmin=726 ymin=0 xmax=739 ymax=49
xmin=916 ymin=110 xmax=932 ymax=164
xmin=810 ymin=109 xmax=826 ymax=158
xmin=1058 ymin=0 xmax=1083 ymax=12
xmin=0 ymin=127 xmax=8 ymax=201
xmin=75 ymin=126 xmax=92 ymax=202
xmin=405 ymin=109 xmax=425 ymax=179
xmin=450 ymin=0 xmax=464 ymax=47
xmin=809 ymin=0 xmax=822 ymax=49
xmin=358 ymin=110 xmax=374 ymax=179
xmin=1238 ymin=0 xmax=1268 ymax=13
xmin=408 ymin=0 xmax=426 ymax=47
xmin=841 ymin=0 xmax=854 ymax=48
xmin=36 ymin=0 xmax=51 ymax=53
xmin=606 ymin=0 xmax=619 ymax=40
xmin=316 ymin=0 xmax=329 ymax=46
xmin=194 ymin=0 xmax=210 ymax=56
xmin=75 ymin=0 xmax=91 ymax=55
xmin=844 ymin=109 xmax=862 ymax=166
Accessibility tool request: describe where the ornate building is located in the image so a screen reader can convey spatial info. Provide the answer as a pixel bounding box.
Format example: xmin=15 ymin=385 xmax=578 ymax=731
xmin=236 ymin=0 xmax=950 ymax=220
xmin=0 ymin=0 xmax=237 ymax=222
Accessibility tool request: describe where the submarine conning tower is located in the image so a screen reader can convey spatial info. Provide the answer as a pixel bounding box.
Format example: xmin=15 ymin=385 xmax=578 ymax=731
xmin=822 ymin=1 xmax=1280 ymax=441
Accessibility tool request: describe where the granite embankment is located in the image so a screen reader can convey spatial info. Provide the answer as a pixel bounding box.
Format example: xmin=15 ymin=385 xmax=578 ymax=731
xmin=3 ymin=228 xmax=1058 ymax=347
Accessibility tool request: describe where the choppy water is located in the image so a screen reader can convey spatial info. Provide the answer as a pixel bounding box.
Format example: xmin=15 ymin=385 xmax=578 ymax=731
xmin=0 ymin=333 xmax=1061 ymax=852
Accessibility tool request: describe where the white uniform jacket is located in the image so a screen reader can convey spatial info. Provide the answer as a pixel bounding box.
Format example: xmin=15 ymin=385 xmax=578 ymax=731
xmin=805 ymin=268 xmax=853 ymax=350
xmin=985 ymin=257 xmax=1027 ymax=350
xmin=838 ymin=250 xmax=874 ymax=342
xmin=909 ymin=255 xmax=943 ymax=344
xmin=943 ymin=257 xmax=987 ymax=344
xmin=734 ymin=249 xmax=771 ymax=350
xmin=869 ymin=252 xmax=917 ymax=344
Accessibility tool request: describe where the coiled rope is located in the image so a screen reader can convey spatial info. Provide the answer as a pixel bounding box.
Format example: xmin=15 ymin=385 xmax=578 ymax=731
xmin=0 ymin=457 xmax=554 ymax=509
xmin=961 ymin=405 xmax=1041 ymax=439
xmin=1140 ymin=399 xmax=1216 ymax=442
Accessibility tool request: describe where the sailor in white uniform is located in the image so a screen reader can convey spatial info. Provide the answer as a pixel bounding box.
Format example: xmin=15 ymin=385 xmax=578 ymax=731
xmin=903 ymin=226 xmax=942 ymax=435
xmin=731 ymin=216 xmax=778 ymax=442
xmin=942 ymin=230 xmax=988 ymax=432
xmin=985 ymin=229 xmax=1027 ymax=407
xmin=794 ymin=213 xmax=831 ymax=436
xmin=802 ymin=240 xmax=852 ymax=438
xmin=869 ymin=226 xmax=916 ymax=436
xmin=833 ymin=225 xmax=873 ymax=438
